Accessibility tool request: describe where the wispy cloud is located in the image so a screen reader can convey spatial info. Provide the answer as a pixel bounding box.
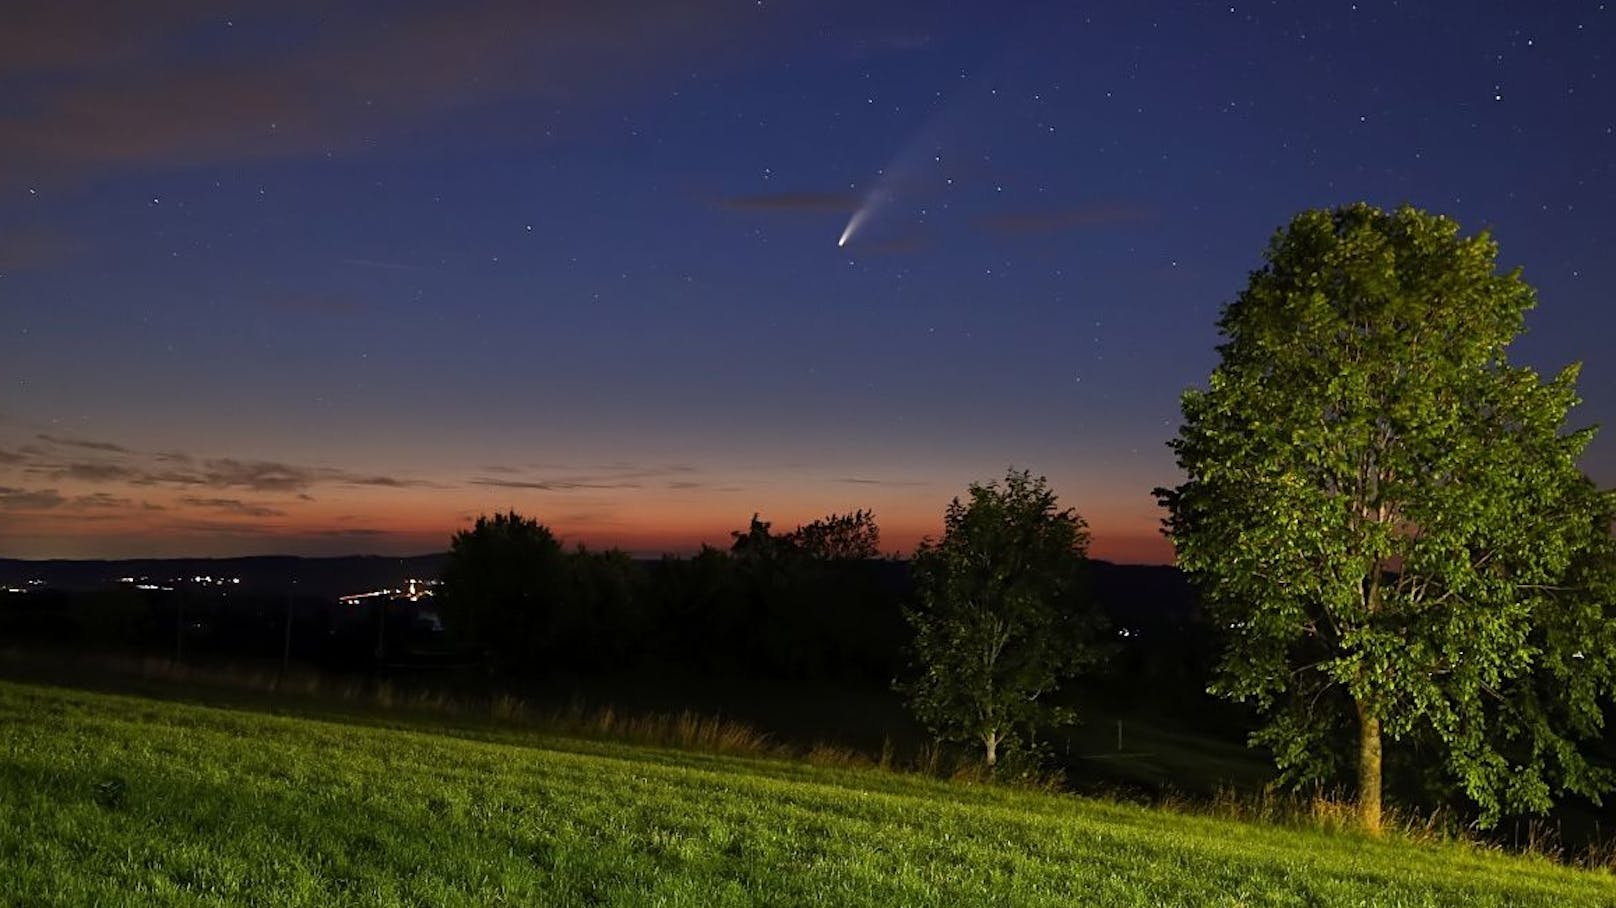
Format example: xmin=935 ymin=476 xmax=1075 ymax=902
xmin=346 ymin=475 xmax=426 ymax=488
xmin=469 ymin=464 xmax=697 ymax=492
xmin=836 ymin=476 xmax=932 ymax=488
xmin=179 ymin=497 xmax=286 ymax=518
xmin=0 ymin=483 xmax=160 ymax=516
xmin=471 ymin=477 xmax=643 ymax=491
xmin=37 ymin=433 xmax=129 ymax=453
xmin=47 ymin=462 xmax=145 ymax=483
xmin=8 ymin=435 xmax=434 ymax=494
xmin=0 ymin=3 xmax=207 ymax=75
xmin=196 ymin=459 xmax=315 ymax=493
xmin=0 ymin=487 xmax=66 ymax=510
xmin=1 ymin=0 xmax=774 ymax=185
xmin=73 ymin=492 xmax=133 ymax=508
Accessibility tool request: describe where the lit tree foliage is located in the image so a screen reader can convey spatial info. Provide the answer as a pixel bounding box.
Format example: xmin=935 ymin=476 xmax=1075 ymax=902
xmin=1159 ymin=203 xmax=1616 ymax=831
xmin=903 ymin=470 xmax=1102 ymax=768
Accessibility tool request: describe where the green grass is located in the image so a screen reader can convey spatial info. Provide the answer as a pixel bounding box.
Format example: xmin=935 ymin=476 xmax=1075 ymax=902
xmin=1063 ymin=709 xmax=1275 ymax=794
xmin=2 ymin=680 xmax=1613 ymax=906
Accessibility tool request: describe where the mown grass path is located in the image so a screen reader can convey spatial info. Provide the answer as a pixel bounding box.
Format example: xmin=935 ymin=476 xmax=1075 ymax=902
xmin=1 ymin=680 xmax=1612 ymax=906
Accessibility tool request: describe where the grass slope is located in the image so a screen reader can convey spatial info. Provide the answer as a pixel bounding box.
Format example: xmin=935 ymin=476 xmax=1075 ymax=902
xmin=1 ymin=680 xmax=1611 ymax=907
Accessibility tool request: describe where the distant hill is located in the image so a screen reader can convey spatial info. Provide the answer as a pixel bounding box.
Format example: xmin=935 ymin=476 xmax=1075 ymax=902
xmin=0 ymin=554 xmax=1199 ymax=621
xmin=0 ymin=554 xmax=448 ymax=598
xmin=1087 ymin=560 xmax=1199 ymax=626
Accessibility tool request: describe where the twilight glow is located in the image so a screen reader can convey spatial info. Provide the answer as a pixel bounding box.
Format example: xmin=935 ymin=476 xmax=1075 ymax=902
xmin=2 ymin=2 xmax=1613 ymax=563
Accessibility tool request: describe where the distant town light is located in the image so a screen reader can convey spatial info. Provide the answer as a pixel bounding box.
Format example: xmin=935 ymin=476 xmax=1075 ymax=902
xmin=339 ymin=578 xmax=439 ymax=604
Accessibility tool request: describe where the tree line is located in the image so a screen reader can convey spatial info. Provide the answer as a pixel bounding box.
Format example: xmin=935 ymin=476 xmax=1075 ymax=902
xmin=437 ymin=508 xmax=909 ymax=683
xmin=439 ymin=203 xmax=1616 ymax=835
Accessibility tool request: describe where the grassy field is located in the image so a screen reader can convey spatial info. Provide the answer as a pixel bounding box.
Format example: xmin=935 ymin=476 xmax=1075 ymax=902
xmin=2 ymin=681 xmax=1613 ymax=906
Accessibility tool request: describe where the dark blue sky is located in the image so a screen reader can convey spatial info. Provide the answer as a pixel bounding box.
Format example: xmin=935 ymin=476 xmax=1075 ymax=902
xmin=3 ymin=0 xmax=1613 ymax=561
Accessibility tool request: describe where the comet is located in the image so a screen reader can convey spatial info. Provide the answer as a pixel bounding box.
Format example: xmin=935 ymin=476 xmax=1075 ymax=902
xmin=833 ymin=61 xmax=1010 ymax=249
xmin=837 ymin=203 xmax=872 ymax=247
xmin=835 ymin=93 xmax=964 ymax=249
xmin=836 ymin=185 xmax=892 ymax=248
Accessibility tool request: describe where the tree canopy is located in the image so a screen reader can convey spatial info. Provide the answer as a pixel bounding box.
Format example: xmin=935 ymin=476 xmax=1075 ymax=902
xmin=1158 ymin=203 xmax=1616 ymax=830
xmin=437 ymin=511 xmax=564 ymax=671
xmin=729 ymin=510 xmax=882 ymax=562
xmin=902 ymin=469 xmax=1103 ymax=769
xmin=788 ymin=509 xmax=882 ymax=561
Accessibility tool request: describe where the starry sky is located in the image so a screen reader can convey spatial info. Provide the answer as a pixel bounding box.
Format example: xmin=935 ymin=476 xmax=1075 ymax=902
xmin=3 ymin=1 xmax=1614 ymax=562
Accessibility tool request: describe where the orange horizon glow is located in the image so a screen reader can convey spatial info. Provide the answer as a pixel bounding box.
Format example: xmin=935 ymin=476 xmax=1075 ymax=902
xmin=0 ymin=430 xmax=1179 ymax=564
xmin=0 ymin=507 xmax=1175 ymax=564
xmin=0 ymin=488 xmax=1175 ymax=564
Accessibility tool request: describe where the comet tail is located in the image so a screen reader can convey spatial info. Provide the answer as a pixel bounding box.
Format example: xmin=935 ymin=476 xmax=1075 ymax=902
xmin=837 ymin=205 xmax=870 ymax=248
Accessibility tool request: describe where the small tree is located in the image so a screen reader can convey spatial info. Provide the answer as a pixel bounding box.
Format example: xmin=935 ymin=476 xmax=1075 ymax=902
xmin=903 ymin=469 xmax=1102 ymax=768
xmin=1159 ymin=203 xmax=1616 ymax=831
xmin=437 ymin=511 xmax=563 ymax=672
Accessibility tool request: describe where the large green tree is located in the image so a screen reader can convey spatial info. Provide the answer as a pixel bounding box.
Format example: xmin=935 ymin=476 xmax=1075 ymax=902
xmin=1159 ymin=203 xmax=1616 ymax=832
xmin=903 ymin=469 xmax=1102 ymax=768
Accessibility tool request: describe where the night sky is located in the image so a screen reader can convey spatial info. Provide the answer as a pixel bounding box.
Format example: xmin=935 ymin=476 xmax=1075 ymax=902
xmin=3 ymin=1 xmax=1613 ymax=562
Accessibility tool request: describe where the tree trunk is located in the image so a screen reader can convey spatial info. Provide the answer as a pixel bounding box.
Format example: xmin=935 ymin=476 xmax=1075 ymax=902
xmin=1356 ymin=701 xmax=1383 ymax=835
xmin=984 ymin=732 xmax=999 ymax=767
